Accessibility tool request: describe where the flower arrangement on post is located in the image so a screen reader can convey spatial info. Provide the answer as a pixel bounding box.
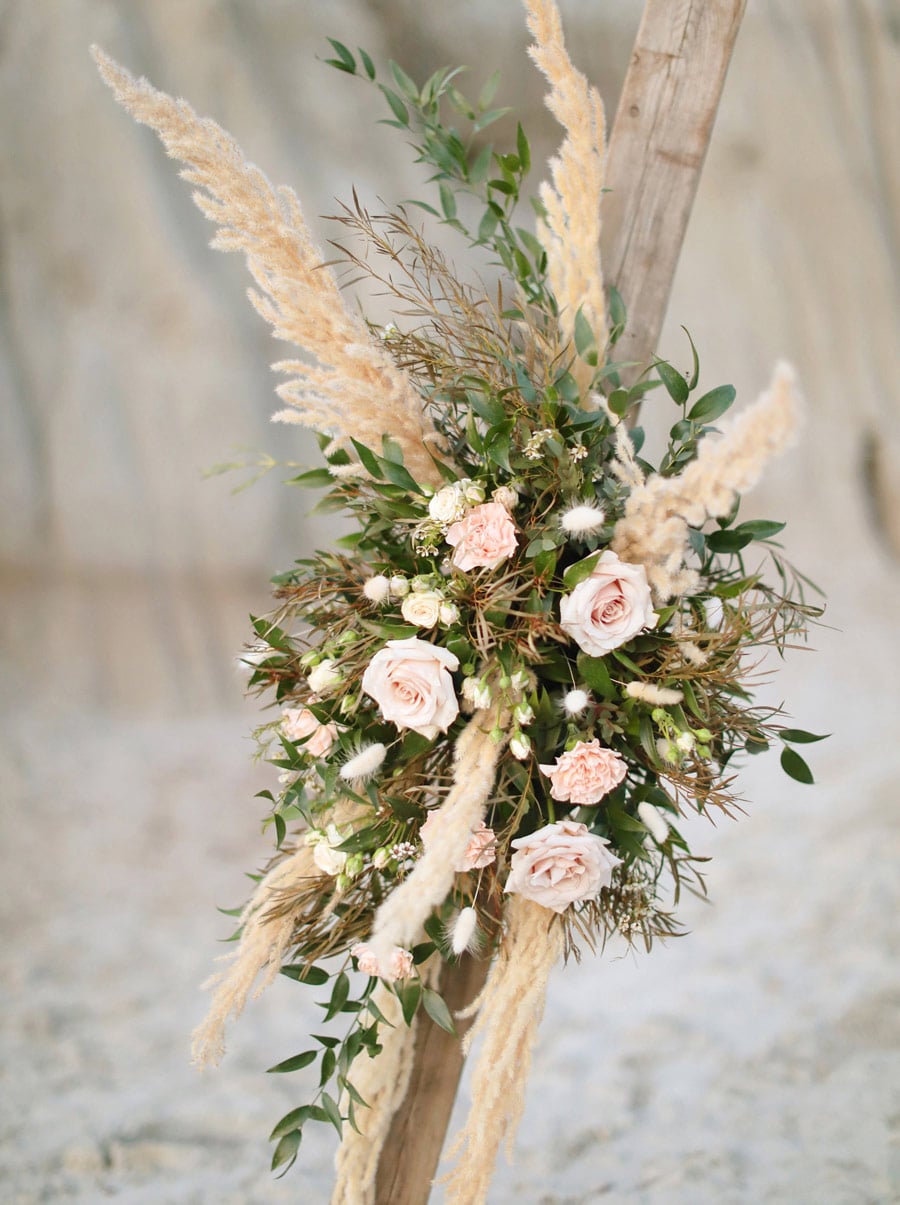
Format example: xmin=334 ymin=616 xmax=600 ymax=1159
xmin=94 ymin=1 xmax=824 ymax=1200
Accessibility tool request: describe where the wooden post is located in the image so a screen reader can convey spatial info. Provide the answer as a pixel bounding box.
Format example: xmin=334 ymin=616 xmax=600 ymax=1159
xmin=370 ymin=4 xmax=747 ymax=1202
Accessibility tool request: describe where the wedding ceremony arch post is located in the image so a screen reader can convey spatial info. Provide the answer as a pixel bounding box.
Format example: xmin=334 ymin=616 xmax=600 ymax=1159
xmin=371 ymin=3 xmax=747 ymax=1202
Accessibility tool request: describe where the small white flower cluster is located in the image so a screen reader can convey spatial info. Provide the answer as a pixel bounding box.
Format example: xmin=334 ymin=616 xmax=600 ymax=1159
xmin=523 ymin=427 xmax=555 ymax=460
xmin=362 ymin=572 xmax=460 ymax=628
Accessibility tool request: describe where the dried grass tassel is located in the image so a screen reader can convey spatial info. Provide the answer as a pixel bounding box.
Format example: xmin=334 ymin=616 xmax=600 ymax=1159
xmin=331 ymin=959 xmax=439 ymax=1205
xmin=442 ymin=897 xmax=565 ymax=1204
xmin=365 ymin=716 xmax=502 ymax=966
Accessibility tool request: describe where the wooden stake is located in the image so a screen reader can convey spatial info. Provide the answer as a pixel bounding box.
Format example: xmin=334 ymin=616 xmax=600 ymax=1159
xmin=369 ymin=3 xmax=746 ymax=1202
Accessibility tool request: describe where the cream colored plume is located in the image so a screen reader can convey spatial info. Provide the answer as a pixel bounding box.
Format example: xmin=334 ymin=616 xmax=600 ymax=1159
xmin=612 ymin=362 xmax=803 ymax=601
xmin=365 ymin=716 xmax=502 ymax=966
xmin=331 ymin=960 xmax=438 ymax=1205
xmin=524 ymin=0 xmax=608 ymax=387
xmin=92 ymin=47 xmax=445 ymax=487
xmin=442 ymin=897 xmax=565 ymax=1204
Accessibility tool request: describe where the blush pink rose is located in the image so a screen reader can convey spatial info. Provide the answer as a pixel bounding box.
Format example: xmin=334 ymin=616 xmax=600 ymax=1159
xmin=559 ymin=550 xmax=657 ymax=656
xmin=281 ymin=707 xmax=338 ymax=758
xmin=351 ymin=942 xmax=414 ymax=981
xmin=539 ymin=739 xmax=627 ymax=805
xmin=420 ymin=813 xmax=496 ymax=871
xmin=361 ymin=637 xmax=459 ymax=739
xmin=446 ymin=501 xmax=518 ymax=571
xmin=504 ymin=819 xmax=621 ymax=913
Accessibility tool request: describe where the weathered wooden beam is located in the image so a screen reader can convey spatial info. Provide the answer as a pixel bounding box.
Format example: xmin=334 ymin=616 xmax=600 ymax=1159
xmin=369 ymin=4 xmax=747 ymax=1202
xmin=601 ymin=0 xmax=748 ymax=374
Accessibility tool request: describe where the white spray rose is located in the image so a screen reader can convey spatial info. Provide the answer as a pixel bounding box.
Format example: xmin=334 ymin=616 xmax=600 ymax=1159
xmin=560 ymin=551 xmax=657 ymax=656
xmin=361 ymin=637 xmax=460 ymax=739
xmin=428 ymin=484 xmax=467 ymax=524
xmin=307 ymin=658 xmax=342 ymax=694
xmin=401 ymin=590 xmax=444 ymax=629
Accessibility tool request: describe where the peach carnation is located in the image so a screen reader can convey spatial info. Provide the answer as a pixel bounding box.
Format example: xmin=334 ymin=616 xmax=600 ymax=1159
xmin=539 ymin=739 xmax=626 ymax=805
xmin=446 ymin=501 xmax=518 ymax=571
xmin=351 ymin=942 xmax=414 ymax=982
xmin=420 ymin=814 xmax=496 ymax=871
xmin=504 ymin=819 xmax=621 ymax=913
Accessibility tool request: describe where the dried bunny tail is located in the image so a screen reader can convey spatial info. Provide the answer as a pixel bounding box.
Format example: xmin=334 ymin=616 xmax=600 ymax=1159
xmin=365 ymin=716 xmax=502 ymax=965
xmin=331 ymin=959 xmax=440 ymax=1205
xmin=524 ymin=0 xmax=607 ymax=388
xmin=612 ymin=362 xmax=803 ymax=602
xmin=190 ymin=843 xmax=317 ymax=1067
xmin=442 ymin=898 xmax=565 ymax=1204
xmin=91 ymin=47 xmax=445 ymax=487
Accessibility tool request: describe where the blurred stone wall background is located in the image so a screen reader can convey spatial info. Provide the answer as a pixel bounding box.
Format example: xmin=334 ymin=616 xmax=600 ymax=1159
xmin=2 ymin=2 xmax=899 ymax=1202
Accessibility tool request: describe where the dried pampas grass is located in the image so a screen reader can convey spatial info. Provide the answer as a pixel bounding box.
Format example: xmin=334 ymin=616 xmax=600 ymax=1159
xmin=92 ymin=47 xmax=445 ymax=487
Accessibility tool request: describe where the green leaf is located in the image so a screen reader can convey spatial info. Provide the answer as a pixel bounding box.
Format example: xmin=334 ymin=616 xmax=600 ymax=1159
xmin=573 ymin=308 xmax=598 ymax=366
xmin=324 ymin=971 xmax=351 ymax=1020
xmin=562 ymin=551 xmax=601 ymax=591
xmin=422 ymin=988 xmax=457 ymax=1035
xmin=688 ymin=385 xmax=736 ymax=424
xmin=516 ymin=122 xmax=531 ymax=173
xmin=358 ymin=46 xmax=376 ymax=80
xmin=350 ymin=438 xmax=384 ymax=480
xmin=395 ymin=978 xmax=422 ymax=1026
xmin=389 ymin=60 xmax=418 ymax=100
xmin=656 ymin=360 xmax=689 ymax=405
xmin=378 ymin=85 xmax=409 ymax=126
xmin=319 ymin=1046 xmax=336 ymax=1086
xmin=780 ymin=728 xmax=829 ymax=744
xmin=576 ymin=654 xmax=615 ymax=700
xmin=280 ymin=964 xmax=329 ymax=986
xmin=608 ymin=285 xmax=626 ymax=332
xmin=271 ymin=1130 xmax=302 ymax=1172
xmin=321 ymin=1091 xmax=344 ymax=1137
xmin=707 ymin=529 xmax=754 ymax=554
xmin=734 ymin=519 xmax=786 ymax=541
xmin=682 ymin=326 xmax=700 ymax=390
xmin=780 ymin=747 xmax=815 ymax=784
xmin=607 ymin=388 xmax=631 ymax=418
xmin=288 ymin=467 xmax=334 ymax=488
xmin=326 ymin=38 xmax=356 ymax=71
xmin=270 ymin=1106 xmax=314 ymax=1141
xmin=439 ymin=182 xmax=458 ymax=221
xmin=266 ymin=1049 xmax=317 ymax=1074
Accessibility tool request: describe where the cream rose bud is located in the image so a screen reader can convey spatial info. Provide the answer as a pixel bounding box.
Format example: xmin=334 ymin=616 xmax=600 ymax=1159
xmin=559 ymin=550 xmax=657 ymax=656
xmin=401 ymin=590 xmax=444 ymax=628
xmin=504 ymin=819 xmax=621 ymax=913
xmin=361 ymin=636 xmax=459 ymax=738
xmin=510 ymin=733 xmax=531 ymax=760
xmin=389 ymin=575 xmax=410 ymax=598
xmin=428 ymin=484 xmax=466 ymax=524
xmin=307 ymin=658 xmax=342 ymax=694
xmin=439 ymin=601 xmax=459 ymax=626
xmin=539 ymin=738 xmax=627 ymax=805
xmin=446 ymin=501 xmax=518 ymax=571
xmin=492 ymin=484 xmax=519 ymax=511
xmin=462 ymin=480 xmax=486 ymax=505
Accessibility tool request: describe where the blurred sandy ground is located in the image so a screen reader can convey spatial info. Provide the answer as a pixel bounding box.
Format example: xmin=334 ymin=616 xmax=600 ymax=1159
xmin=1 ymin=1 xmax=898 ymax=1201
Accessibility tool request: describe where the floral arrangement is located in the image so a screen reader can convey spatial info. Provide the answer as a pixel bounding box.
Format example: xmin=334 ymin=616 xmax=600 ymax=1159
xmin=94 ymin=2 xmax=823 ymax=1201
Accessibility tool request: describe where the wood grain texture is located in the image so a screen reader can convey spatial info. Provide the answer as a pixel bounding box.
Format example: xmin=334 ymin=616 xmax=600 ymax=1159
xmin=372 ymin=954 xmax=492 ymax=1205
xmin=601 ymin=0 xmax=748 ymax=375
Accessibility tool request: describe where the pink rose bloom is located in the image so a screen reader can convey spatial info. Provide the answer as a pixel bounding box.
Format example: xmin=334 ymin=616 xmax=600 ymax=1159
xmin=361 ymin=637 xmax=459 ymax=739
xmin=560 ymin=550 xmax=657 ymax=656
xmin=446 ymin=502 xmax=518 ymax=571
xmin=539 ymin=739 xmax=627 ymax=805
xmin=421 ymin=813 xmax=496 ymax=871
xmin=282 ymin=707 xmax=338 ymax=758
xmin=504 ymin=819 xmax=621 ymax=913
xmin=351 ymin=942 xmax=414 ymax=982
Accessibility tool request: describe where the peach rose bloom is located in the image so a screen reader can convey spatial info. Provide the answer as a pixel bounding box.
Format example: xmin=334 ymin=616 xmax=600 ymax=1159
xmin=446 ymin=501 xmax=518 ymax=571
xmin=539 ymin=739 xmax=627 ymax=805
xmin=281 ymin=707 xmax=338 ymax=758
xmin=351 ymin=942 xmax=414 ymax=981
xmin=504 ymin=819 xmax=621 ymax=913
xmin=361 ymin=636 xmax=459 ymax=738
xmin=559 ymin=550 xmax=657 ymax=656
xmin=421 ymin=813 xmax=496 ymax=871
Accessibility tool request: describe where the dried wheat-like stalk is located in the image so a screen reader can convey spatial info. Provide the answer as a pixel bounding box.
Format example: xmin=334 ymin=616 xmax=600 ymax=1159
xmin=365 ymin=715 xmax=503 ymax=965
xmin=330 ymin=957 xmax=440 ymax=1205
xmin=92 ymin=47 xmax=445 ymax=486
xmin=524 ymin=0 xmax=607 ymax=387
xmin=612 ymin=362 xmax=803 ymax=601
xmin=442 ymin=897 xmax=565 ymax=1204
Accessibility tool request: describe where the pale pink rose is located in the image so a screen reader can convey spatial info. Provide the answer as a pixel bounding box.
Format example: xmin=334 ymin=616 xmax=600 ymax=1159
xmin=446 ymin=501 xmax=518 ymax=571
xmin=421 ymin=813 xmax=496 ymax=871
xmin=361 ymin=637 xmax=459 ymax=739
xmin=559 ymin=550 xmax=657 ymax=656
xmin=351 ymin=942 xmax=414 ymax=982
xmin=282 ymin=707 xmax=338 ymax=758
xmin=539 ymin=739 xmax=627 ymax=805
xmin=504 ymin=819 xmax=621 ymax=913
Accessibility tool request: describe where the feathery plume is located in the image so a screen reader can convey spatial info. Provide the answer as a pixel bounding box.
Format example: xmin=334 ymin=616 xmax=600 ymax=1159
xmin=443 ymin=897 xmax=565 ymax=1204
xmin=365 ymin=716 xmax=502 ymax=963
xmin=612 ymin=363 xmax=803 ymax=601
xmin=625 ymin=681 xmax=684 ymax=706
xmin=524 ymin=0 xmax=608 ymax=387
xmin=91 ymin=47 xmax=446 ymax=487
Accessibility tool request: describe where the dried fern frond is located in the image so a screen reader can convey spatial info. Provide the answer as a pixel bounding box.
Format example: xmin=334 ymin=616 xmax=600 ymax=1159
xmin=524 ymin=0 xmax=608 ymax=382
xmin=92 ymin=47 xmax=446 ymax=486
